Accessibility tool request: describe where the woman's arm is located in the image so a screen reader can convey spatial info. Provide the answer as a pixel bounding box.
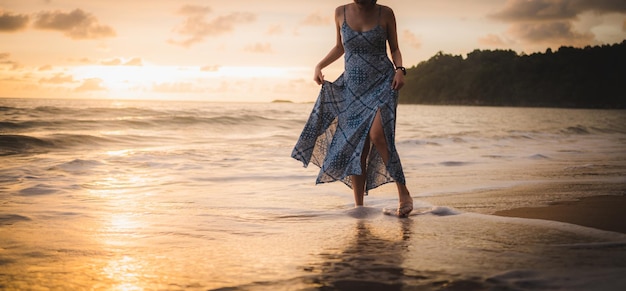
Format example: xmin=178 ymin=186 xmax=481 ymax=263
xmin=384 ymin=6 xmax=405 ymax=90
xmin=314 ymin=6 xmax=345 ymax=85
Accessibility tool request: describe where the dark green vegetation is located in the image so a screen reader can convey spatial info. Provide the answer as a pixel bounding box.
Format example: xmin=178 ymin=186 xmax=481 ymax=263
xmin=400 ymin=40 xmax=626 ymax=108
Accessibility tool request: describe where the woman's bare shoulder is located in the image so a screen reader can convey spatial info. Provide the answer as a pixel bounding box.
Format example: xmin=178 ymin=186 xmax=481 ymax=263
xmin=379 ymin=5 xmax=395 ymax=17
xmin=379 ymin=4 xmax=397 ymax=24
xmin=334 ymin=4 xmax=348 ymax=24
xmin=334 ymin=5 xmax=345 ymax=16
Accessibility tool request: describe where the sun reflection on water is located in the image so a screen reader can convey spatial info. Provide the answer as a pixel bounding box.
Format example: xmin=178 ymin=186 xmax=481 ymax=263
xmin=83 ymin=161 xmax=160 ymax=289
xmin=102 ymin=255 xmax=143 ymax=291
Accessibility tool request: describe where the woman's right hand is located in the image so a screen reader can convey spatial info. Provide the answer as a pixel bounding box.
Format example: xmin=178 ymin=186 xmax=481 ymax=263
xmin=313 ymin=66 xmax=325 ymax=85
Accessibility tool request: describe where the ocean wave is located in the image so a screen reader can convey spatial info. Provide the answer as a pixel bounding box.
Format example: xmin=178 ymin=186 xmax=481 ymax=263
xmin=162 ymin=114 xmax=275 ymax=126
xmin=0 ymin=120 xmax=76 ymax=132
xmin=440 ymin=161 xmax=470 ymax=167
xmin=561 ymin=125 xmax=590 ymax=135
xmin=0 ymin=214 xmax=31 ymax=226
xmin=49 ymin=159 xmax=104 ymax=173
xmin=528 ymin=154 xmax=550 ymax=160
xmin=47 ymin=134 xmax=114 ymax=147
xmin=18 ymin=105 xmax=160 ymax=117
xmin=33 ymin=106 xmax=68 ymax=114
xmin=0 ymin=135 xmax=54 ymax=156
xmin=1 ymin=109 xmax=302 ymax=133
xmin=590 ymin=126 xmax=626 ymax=134
xmin=18 ymin=184 xmax=59 ymax=196
xmin=555 ymin=124 xmax=626 ymax=135
xmin=0 ymin=134 xmax=116 ymax=156
xmin=0 ymin=121 xmax=29 ymax=131
xmin=420 ymin=123 xmax=623 ymax=141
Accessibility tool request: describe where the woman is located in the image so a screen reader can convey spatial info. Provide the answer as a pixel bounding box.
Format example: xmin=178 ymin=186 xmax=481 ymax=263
xmin=292 ymin=0 xmax=413 ymax=217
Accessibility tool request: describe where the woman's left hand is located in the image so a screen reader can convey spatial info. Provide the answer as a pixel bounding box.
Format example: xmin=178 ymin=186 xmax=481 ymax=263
xmin=392 ymin=71 xmax=405 ymax=91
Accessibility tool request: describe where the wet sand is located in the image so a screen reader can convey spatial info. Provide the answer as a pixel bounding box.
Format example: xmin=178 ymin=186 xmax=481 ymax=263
xmin=417 ymin=181 xmax=626 ymax=234
xmin=494 ymin=194 xmax=626 ymax=234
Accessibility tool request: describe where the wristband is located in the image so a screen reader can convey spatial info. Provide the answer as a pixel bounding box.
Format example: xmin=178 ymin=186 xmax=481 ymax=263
xmin=395 ymin=66 xmax=406 ymax=75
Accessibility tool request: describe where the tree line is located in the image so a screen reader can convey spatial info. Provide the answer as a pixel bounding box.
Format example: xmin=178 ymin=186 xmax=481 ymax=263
xmin=399 ymin=40 xmax=626 ymax=108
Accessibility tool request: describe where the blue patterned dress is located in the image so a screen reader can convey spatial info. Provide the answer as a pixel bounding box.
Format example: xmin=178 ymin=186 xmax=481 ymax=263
xmin=292 ymin=6 xmax=406 ymax=193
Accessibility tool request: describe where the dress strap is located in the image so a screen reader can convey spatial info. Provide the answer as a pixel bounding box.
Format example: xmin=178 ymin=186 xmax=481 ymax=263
xmin=378 ymin=5 xmax=382 ymax=25
xmin=343 ymin=5 xmax=347 ymax=23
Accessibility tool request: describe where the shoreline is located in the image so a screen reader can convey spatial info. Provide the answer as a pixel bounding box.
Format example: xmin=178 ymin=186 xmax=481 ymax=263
xmin=418 ymin=181 xmax=626 ymax=234
xmin=493 ymin=194 xmax=626 ymax=234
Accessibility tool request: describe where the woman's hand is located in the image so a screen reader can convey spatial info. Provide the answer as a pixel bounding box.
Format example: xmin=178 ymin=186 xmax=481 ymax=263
xmin=314 ymin=66 xmax=324 ymax=85
xmin=314 ymin=66 xmax=325 ymax=85
xmin=392 ymin=70 xmax=404 ymax=90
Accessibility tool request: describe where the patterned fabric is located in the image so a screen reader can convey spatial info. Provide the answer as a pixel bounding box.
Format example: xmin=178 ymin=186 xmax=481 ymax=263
xmin=292 ymin=7 xmax=406 ymax=192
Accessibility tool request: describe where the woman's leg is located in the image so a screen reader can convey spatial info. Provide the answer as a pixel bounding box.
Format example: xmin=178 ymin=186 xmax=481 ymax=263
xmin=351 ymin=135 xmax=370 ymax=206
xmin=369 ymin=111 xmax=412 ymax=208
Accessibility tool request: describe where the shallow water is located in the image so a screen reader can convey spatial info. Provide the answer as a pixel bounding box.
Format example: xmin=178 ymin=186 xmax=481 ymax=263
xmin=1 ymin=98 xmax=625 ymax=290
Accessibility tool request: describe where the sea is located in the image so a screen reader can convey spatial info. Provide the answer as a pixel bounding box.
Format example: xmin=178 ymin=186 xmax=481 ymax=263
xmin=1 ymin=98 xmax=625 ymax=290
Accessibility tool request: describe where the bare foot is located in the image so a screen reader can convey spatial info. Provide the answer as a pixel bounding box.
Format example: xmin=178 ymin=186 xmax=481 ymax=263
xmin=397 ymin=192 xmax=413 ymax=218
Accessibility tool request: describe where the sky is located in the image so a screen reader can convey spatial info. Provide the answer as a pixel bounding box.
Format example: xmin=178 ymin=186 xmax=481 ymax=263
xmin=1 ymin=0 xmax=625 ymax=102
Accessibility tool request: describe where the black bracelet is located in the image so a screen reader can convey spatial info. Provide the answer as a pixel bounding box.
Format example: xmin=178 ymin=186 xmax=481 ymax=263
xmin=395 ymin=66 xmax=406 ymax=75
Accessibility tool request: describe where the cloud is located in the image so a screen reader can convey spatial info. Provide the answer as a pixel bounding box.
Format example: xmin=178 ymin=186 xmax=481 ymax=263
xmin=38 ymin=65 xmax=53 ymax=71
xmin=508 ymin=21 xmax=594 ymax=46
xmin=0 ymin=52 xmax=19 ymax=70
xmin=491 ymin=0 xmax=626 ymax=22
xmin=39 ymin=73 xmax=75 ymax=84
xmin=300 ymin=12 xmax=332 ymax=26
xmin=123 ymin=57 xmax=142 ymax=66
xmin=0 ymin=11 xmax=30 ymax=32
xmin=74 ymin=78 xmax=106 ymax=92
xmin=80 ymin=57 xmax=94 ymax=63
xmin=478 ymin=33 xmax=508 ymax=47
xmin=490 ymin=0 xmax=578 ymax=21
xmin=152 ymin=82 xmax=204 ymax=93
xmin=34 ymin=9 xmax=116 ymax=40
xmin=489 ymin=0 xmax=626 ymax=47
xmin=101 ymin=58 xmax=121 ymax=66
xmin=623 ymin=19 xmax=626 ymax=31
xmin=170 ymin=6 xmax=256 ymax=47
xmin=65 ymin=57 xmax=93 ymax=63
xmin=270 ymin=78 xmax=313 ymax=95
xmin=178 ymin=5 xmax=212 ymax=16
xmin=573 ymin=0 xmax=626 ymax=14
xmin=266 ymin=24 xmax=283 ymax=35
xmin=100 ymin=57 xmax=143 ymax=66
xmin=244 ymin=42 xmax=273 ymax=54
xmin=402 ymin=30 xmax=422 ymax=50
xmin=200 ymin=65 xmax=220 ymax=72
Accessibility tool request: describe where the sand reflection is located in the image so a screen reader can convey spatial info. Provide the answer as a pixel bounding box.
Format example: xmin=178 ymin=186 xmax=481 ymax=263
xmin=302 ymin=218 xmax=413 ymax=290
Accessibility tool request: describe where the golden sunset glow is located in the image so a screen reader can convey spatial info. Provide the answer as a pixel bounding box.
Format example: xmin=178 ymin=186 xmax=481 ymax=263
xmin=1 ymin=0 xmax=625 ymax=102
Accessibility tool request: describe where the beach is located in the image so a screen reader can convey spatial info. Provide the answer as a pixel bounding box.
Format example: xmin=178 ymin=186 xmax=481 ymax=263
xmin=1 ymin=99 xmax=626 ymax=290
xmin=495 ymin=193 xmax=626 ymax=234
xmin=420 ymin=181 xmax=626 ymax=234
